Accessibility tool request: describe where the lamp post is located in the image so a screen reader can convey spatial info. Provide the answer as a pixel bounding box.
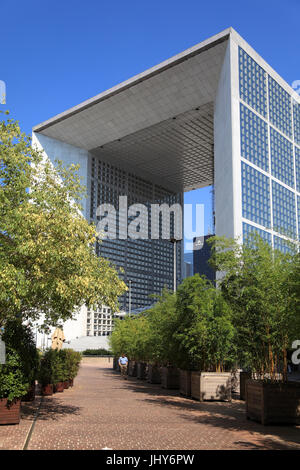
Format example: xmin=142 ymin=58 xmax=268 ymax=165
xmin=128 ymin=280 xmax=132 ymax=316
xmin=170 ymin=237 xmax=181 ymax=293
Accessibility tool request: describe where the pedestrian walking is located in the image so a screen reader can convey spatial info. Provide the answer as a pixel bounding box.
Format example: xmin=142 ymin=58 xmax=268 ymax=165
xmin=119 ymin=353 xmax=128 ymax=379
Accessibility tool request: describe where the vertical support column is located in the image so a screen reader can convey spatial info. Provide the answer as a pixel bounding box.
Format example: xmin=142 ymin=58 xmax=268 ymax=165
xmin=214 ymin=37 xmax=242 ymax=241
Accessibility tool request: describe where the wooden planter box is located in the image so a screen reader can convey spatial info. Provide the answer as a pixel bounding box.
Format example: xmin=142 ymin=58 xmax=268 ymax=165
xmin=246 ymin=379 xmax=300 ymax=425
xmin=63 ymin=381 xmax=70 ymax=389
xmin=41 ymin=384 xmax=53 ymax=396
xmin=161 ymin=367 xmax=180 ymax=389
xmin=137 ymin=362 xmax=147 ymax=380
xmin=0 ymin=398 xmax=21 ymax=425
xmin=128 ymin=361 xmax=137 ymax=377
xmin=147 ymin=364 xmax=161 ymax=384
xmin=191 ymin=372 xmax=232 ymax=401
xmin=180 ymin=370 xmax=191 ymax=397
xmin=22 ymin=383 xmax=36 ymax=402
xmin=240 ymin=372 xmax=252 ymax=400
xmin=53 ymin=382 xmax=64 ymax=393
xmin=113 ymin=357 xmax=120 ymax=371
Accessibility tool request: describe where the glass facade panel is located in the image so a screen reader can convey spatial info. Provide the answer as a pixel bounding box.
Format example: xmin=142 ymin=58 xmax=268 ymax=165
xmin=242 ymin=222 xmax=271 ymax=245
xmin=295 ymin=146 xmax=300 ymax=193
xmin=239 ymin=47 xmax=267 ymax=118
xmin=270 ymin=127 xmax=294 ymax=188
xmin=241 ymin=162 xmax=271 ymax=228
xmin=90 ymin=156 xmax=181 ymax=311
xmin=293 ymin=101 xmax=300 ymax=146
xmin=272 ymin=181 xmax=296 ymax=238
xmin=268 ymin=76 xmax=292 ymax=139
xmin=273 ymin=236 xmax=297 ymax=254
xmin=240 ymin=103 xmax=269 ymax=171
xmin=298 ymin=195 xmax=300 ymax=237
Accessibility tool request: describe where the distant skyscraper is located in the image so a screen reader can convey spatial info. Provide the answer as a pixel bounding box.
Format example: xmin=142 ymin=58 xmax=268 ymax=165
xmin=193 ymin=236 xmax=215 ymax=282
xmin=183 ymin=261 xmax=192 ymax=278
xmin=184 ymin=251 xmax=193 ymax=273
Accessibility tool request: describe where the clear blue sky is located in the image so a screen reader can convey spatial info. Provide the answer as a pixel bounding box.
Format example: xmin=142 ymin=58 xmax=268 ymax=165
xmin=1 ymin=0 xmax=299 ymax=250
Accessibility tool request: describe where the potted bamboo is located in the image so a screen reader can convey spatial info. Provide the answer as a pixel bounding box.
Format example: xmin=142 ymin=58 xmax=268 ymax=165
xmin=110 ymin=314 xmax=150 ymax=380
xmin=128 ymin=360 xmax=137 ymax=377
xmin=146 ymin=290 xmax=180 ymax=388
xmin=175 ymin=275 xmax=236 ymax=401
xmin=161 ymin=365 xmax=180 ymax=389
xmin=136 ymin=362 xmax=147 ymax=380
xmin=53 ymin=351 xmax=65 ymax=393
xmin=39 ymin=349 xmax=55 ymax=396
xmin=64 ymin=348 xmax=81 ymax=387
xmin=211 ymin=235 xmax=300 ymax=424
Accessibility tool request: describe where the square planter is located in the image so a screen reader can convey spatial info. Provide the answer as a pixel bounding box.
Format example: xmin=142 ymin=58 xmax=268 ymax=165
xmin=128 ymin=360 xmax=137 ymax=377
xmin=180 ymin=370 xmax=191 ymax=397
xmin=0 ymin=398 xmax=21 ymax=425
xmin=21 ymin=382 xmax=36 ymax=402
xmin=161 ymin=367 xmax=180 ymax=389
xmin=147 ymin=364 xmax=161 ymax=384
xmin=53 ymin=382 xmax=64 ymax=393
xmin=137 ymin=362 xmax=147 ymax=380
xmin=191 ymin=372 xmax=232 ymax=401
xmin=41 ymin=384 xmax=53 ymax=396
xmin=113 ymin=357 xmax=120 ymax=371
xmin=239 ymin=371 xmax=252 ymax=401
xmin=246 ymin=379 xmax=300 ymax=425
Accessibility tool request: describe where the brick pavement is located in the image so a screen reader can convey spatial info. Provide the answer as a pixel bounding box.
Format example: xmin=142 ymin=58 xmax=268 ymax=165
xmin=1 ymin=357 xmax=299 ymax=450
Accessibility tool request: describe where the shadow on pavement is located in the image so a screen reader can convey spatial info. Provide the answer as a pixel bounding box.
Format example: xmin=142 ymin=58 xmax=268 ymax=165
xmin=21 ymin=397 xmax=81 ymax=422
xmin=104 ymin=367 xmax=300 ymax=450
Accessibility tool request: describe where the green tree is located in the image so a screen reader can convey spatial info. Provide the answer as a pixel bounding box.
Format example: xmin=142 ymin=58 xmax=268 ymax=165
xmin=0 ymin=348 xmax=29 ymax=401
xmin=208 ymin=234 xmax=300 ymax=382
xmin=174 ymin=275 xmax=236 ymax=371
xmin=145 ymin=289 xmax=180 ymax=366
xmin=0 ymin=113 xmax=126 ymax=328
xmin=2 ymin=319 xmax=40 ymax=384
xmin=109 ymin=315 xmax=150 ymax=360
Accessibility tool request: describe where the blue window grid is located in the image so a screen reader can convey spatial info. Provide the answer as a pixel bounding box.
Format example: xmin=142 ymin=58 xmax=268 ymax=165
xmin=239 ymin=47 xmax=267 ymax=118
xmin=270 ymin=127 xmax=294 ymax=188
xmin=298 ymin=195 xmax=300 ymax=238
xmin=241 ymin=162 xmax=271 ymax=228
xmin=272 ymin=181 xmax=296 ymax=238
xmin=268 ymin=76 xmax=292 ymax=139
xmin=240 ymin=103 xmax=269 ymax=171
xmin=293 ymin=101 xmax=300 ymax=146
xmin=295 ymin=146 xmax=300 ymax=193
xmin=243 ymin=222 xmax=271 ymax=246
xmin=273 ymin=236 xmax=297 ymax=255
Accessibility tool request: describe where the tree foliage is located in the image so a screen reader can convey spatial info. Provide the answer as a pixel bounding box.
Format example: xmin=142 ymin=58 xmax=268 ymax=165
xmin=174 ymin=275 xmax=236 ymax=371
xmin=208 ymin=234 xmax=300 ymax=381
xmin=109 ymin=314 xmax=151 ymax=361
xmin=145 ymin=289 xmax=181 ymax=366
xmin=0 ymin=113 xmax=126 ymax=328
xmin=110 ymin=282 xmax=236 ymax=371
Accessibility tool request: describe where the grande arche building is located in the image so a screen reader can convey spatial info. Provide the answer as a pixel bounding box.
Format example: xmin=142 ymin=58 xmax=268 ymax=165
xmin=33 ymin=28 xmax=300 ymax=346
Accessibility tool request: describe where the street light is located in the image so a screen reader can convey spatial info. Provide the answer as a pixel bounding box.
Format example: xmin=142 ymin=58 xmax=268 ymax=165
xmin=128 ymin=280 xmax=132 ymax=315
xmin=170 ymin=237 xmax=181 ymax=293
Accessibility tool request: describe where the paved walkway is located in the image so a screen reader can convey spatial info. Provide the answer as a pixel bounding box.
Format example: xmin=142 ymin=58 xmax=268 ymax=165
xmin=1 ymin=357 xmax=300 ymax=450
